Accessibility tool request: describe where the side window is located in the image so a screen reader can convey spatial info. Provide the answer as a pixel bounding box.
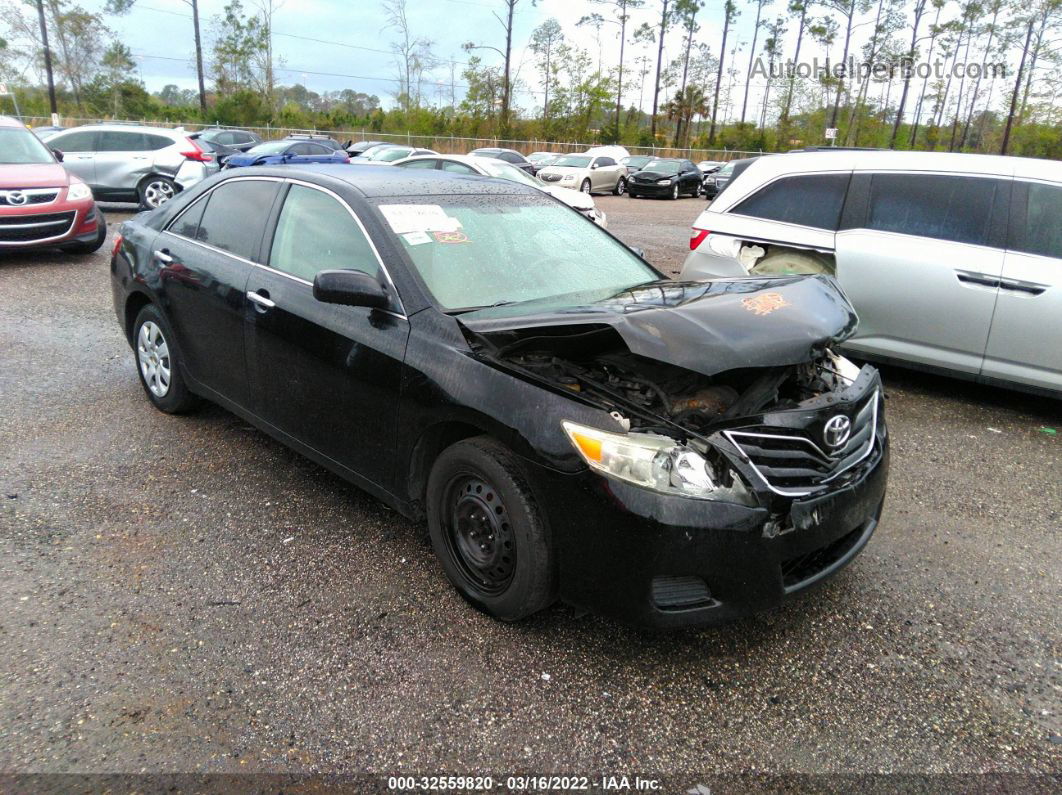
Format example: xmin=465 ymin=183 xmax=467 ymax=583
xmin=98 ymin=131 xmax=146 ymax=152
xmin=169 ymin=195 xmax=207 ymax=239
xmin=684 ymin=161 xmax=698 ymax=172
xmin=399 ymin=159 xmax=439 ymax=169
xmin=51 ymin=130 xmax=97 ymax=152
xmin=145 ymin=134 xmax=173 ymax=151
xmin=597 ymin=157 xmax=616 ymax=167
xmin=288 ymin=143 xmax=311 ymax=156
xmin=498 ymin=151 xmax=521 ymax=164
xmin=867 ymin=173 xmax=1000 ymax=246
xmin=441 ymin=161 xmax=476 ymax=175
xmin=1013 ymin=182 xmax=1062 ymax=258
xmin=269 ymin=184 xmax=380 ymax=282
xmin=215 ymin=132 xmax=235 ymax=145
xmin=733 ymin=173 xmax=849 ymax=231
xmin=308 ymin=143 xmax=331 ymax=154
xmin=195 ymin=179 xmax=278 ymax=259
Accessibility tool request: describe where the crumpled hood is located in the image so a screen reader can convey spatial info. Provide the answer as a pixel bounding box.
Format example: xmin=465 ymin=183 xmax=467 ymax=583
xmin=630 ymin=170 xmax=677 ymax=181
xmin=458 ymin=276 xmax=858 ymax=378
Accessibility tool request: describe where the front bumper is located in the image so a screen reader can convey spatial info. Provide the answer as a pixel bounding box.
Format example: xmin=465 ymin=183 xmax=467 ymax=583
xmin=0 ymin=198 xmax=99 ymax=249
xmin=530 ymin=442 xmax=888 ymax=629
xmin=628 ymin=181 xmax=676 ymax=196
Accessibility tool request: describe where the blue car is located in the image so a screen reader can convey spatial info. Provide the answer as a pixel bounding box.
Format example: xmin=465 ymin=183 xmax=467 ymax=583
xmin=224 ymin=139 xmax=350 ymax=169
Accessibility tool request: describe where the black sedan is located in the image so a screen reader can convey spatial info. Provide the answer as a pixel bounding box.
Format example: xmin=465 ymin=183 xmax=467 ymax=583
xmin=110 ymin=165 xmax=888 ymax=629
xmin=627 ymin=158 xmax=704 ymax=199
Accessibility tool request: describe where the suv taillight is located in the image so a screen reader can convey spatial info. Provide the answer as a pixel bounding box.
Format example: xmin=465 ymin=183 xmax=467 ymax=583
xmin=181 ymin=138 xmax=214 ymax=162
xmin=690 ymin=228 xmax=710 ymax=250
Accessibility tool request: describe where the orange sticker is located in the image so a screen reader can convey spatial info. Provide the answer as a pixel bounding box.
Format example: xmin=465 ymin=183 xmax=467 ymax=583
xmin=742 ymin=292 xmax=791 ymax=316
xmin=433 ymin=230 xmax=469 ymax=244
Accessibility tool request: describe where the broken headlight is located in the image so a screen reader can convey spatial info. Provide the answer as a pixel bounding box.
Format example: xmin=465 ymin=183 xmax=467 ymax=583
xmin=562 ymin=421 xmax=751 ymax=502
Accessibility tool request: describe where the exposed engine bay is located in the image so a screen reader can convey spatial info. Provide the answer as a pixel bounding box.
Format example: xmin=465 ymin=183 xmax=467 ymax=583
xmin=503 ymin=346 xmax=859 ymax=438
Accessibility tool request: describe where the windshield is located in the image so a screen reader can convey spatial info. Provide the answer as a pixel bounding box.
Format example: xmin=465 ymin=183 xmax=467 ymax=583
xmin=0 ymin=128 xmax=56 ymax=165
xmin=478 ymin=159 xmax=541 ymax=188
xmin=643 ymin=159 xmax=681 ymax=174
xmin=552 ymin=155 xmax=591 ymax=168
xmin=718 ymin=163 xmax=735 ymax=176
xmin=373 ymin=146 xmax=413 ymax=162
xmin=375 ymin=196 xmax=657 ymax=312
xmin=246 ymin=140 xmax=290 ymax=155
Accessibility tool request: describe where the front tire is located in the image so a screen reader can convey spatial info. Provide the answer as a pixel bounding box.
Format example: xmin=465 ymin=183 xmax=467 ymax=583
xmin=580 ymin=179 xmax=592 ymax=195
xmin=138 ymin=176 xmax=177 ymax=210
xmin=670 ymin=183 xmax=680 ymax=200
xmin=613 ymin=177 xmax=626 ymax=195
xmin=426 ymin=437 xmax=556 ymax=622
xmin=132 ymin=304 xmax=199 ymax=413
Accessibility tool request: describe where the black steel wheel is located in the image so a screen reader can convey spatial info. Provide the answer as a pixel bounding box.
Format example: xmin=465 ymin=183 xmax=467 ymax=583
xmin=426 ymin=436 xmax=555 ymax=621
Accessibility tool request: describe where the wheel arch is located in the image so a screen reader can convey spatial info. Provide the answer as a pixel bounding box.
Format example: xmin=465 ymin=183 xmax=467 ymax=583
xmin=123 ymin=290 xmax=154 ymax=345
xmin=407 ymin=420 xmax=491 ymax=515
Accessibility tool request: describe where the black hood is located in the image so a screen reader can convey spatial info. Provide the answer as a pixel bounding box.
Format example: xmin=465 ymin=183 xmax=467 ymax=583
xmin=632 ymin=170 xmax=678 ymax=181
xmin=458 ymin=276 xmax=858 ymax=378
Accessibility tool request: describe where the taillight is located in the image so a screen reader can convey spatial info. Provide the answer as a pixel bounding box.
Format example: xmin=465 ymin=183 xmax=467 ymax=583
xmin=181 ymin=138 xmax=214 ymax=162
xmin=111 ymin=233 xmax=123 ymax=258
xmin=690 ymin=228 xmax=710 ymax=250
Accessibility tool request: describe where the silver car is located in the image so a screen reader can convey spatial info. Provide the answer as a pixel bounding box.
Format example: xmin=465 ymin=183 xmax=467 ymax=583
xmin=681 ymin=150 xmax=1062 ymax=396
xmin=45 ymin=124 xmax=219 ymax=209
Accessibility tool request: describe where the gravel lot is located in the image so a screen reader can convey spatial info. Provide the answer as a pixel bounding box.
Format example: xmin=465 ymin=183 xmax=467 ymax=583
xmin=1 ymin=196 xmax=1059 ymax=785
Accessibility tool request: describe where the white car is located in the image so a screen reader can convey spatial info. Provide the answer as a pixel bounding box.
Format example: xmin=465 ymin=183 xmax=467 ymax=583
xmin=351 ymin=144 xmax=438 ymax=165
xmin=391 ymin=153 xmax=607 ymax=227
xmin=536 ymin=153 xmax=629 ymax=196
xmin=680 ymin=149 xmax=1062 ymax=396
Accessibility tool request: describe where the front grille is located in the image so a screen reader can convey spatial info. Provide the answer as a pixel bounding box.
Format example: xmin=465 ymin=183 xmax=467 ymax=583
xmin=0 ymin=210 xmax=77 ymax=243
xmin=781 ymin=524 xmax=863 ymax=589
xmin=540 ymin=173 xmax=561 ymax=182
xmin=651 ymin=576 xmax=716 ymax=610
xmin=0 ymin=189 xmax=60 ymax=206
xmin=724 ymin=391 xmax=879 ymax=497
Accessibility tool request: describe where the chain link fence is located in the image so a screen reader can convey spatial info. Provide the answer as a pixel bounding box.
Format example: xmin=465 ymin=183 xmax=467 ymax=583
xmin=18 ymin=116 xmax=766 ymax=161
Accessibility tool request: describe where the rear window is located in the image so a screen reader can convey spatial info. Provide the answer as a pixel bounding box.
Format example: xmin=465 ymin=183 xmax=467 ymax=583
xmin=732 ymin=173 xmax=849 ymax=231
xmin=867 ymin=174 xmax=1001 ymax=246
xmin=195 ymin=179 xmax=279 ymax=260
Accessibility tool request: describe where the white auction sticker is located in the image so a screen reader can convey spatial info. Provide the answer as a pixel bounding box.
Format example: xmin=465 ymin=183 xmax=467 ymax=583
xmin=379 ymin=204 xmax=461 ymax=234
xmin=403 ymin=231 xmax=432 ymax=246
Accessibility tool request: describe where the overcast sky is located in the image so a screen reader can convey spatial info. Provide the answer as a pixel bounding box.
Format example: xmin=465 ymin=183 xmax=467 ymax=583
xmin=93 ymin=0 xmax=744 ymax=112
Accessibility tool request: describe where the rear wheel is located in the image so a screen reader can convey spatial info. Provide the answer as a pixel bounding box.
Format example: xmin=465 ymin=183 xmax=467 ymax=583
xmin=426 ymin=437 xmax=555 ymax=621
xmin=613 ymin=177 xmax=626 ymax=195
xmin=750 ymin=249 xmax=835 ymax=276
xmin=580 ymin=179 xmax=592 ymax=194
xmin=138 ymin=176 xmax=176 ymax=210
xmin=132 ymin=304 xmax=199 ymax=413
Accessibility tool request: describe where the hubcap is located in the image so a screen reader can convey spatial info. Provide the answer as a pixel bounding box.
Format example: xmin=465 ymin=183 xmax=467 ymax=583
xmin=617 ymin=179 xmax=625 ymax=194
xmin=445 ymin=475 xmax=515 ymax=594
xmin=137 ymin=321 xmax=171 ymax=398
xmin=582 ymin=181 xmax=591 ymax=194
xmin=144 ymin=180 xmax=175 ymax=208
xmin=672 ymin=185 xmax=679 ymax=199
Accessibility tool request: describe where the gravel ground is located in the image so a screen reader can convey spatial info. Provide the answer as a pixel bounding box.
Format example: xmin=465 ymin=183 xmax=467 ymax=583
xmin=0 ymin=198 xmax=1059 ymax=784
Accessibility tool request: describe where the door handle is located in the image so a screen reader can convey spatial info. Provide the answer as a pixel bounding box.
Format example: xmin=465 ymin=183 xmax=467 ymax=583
xmin=154 ymin=249 xmax=173 ymax=263
xmin=246 ymin=289 xmax=276 ymax=310
xmin=998 ymin=277 xmax=1047 ymax=296
xmin=955 ymin=270 xmax=1000 ymax=289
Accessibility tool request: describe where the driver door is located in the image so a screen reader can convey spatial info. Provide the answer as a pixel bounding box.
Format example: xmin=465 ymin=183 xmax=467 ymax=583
xmin=245 ymin=182 xmax=410 ymax=489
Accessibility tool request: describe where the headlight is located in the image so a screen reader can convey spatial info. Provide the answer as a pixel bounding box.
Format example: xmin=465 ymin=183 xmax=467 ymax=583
xmin=67 ymin=182 xmax=92 ymax=201
xmin=657 ymin=178 xmax=673 ymax=185
xmin=563 ymin=421 xmax=750 ymax=501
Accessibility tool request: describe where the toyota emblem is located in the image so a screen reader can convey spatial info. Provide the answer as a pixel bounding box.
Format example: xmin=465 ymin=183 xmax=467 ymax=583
xmin=823 ymin=415 xmax=852 ymax=448
xmin=6 ymin=191 xmax=27 ymax=206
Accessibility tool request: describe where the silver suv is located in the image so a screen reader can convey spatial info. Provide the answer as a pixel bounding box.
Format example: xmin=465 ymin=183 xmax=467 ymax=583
xmin=45 ymin=124 xmax=220 ymax=209
xmin=681 ymin=150 xmax=1062 ymax=396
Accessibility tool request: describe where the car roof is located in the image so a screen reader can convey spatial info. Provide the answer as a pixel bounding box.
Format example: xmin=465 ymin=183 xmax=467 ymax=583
xmin=229 ymin=163 xmax=540 ymax=198
xmin=0 ymin=115 xmax=28 ymax=129
xmin=59 ymin=123 xmax=185 ymax=137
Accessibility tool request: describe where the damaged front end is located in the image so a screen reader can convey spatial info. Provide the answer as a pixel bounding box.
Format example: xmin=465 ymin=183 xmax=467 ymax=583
xmin=458 ymin=276 xmax=886 ymax=513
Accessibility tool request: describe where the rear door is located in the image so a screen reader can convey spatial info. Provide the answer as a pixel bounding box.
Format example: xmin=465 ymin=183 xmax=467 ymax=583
xmin=245 ymin=181 xmax=409 ymax=485
xmin=156 ymin=177 xmax=281 ymax=408
xmin=980 ymin=180 xmax=1062 ymax=391
xmin=47 ymin=130 xmax=98 ymax=185
xmin=835 ymin=172 xmax=1009 ymax=375
xmin=94 ymin=130 xmax=158 ymax=194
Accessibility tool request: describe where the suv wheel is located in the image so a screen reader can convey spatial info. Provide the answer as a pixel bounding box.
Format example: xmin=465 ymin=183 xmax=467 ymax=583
xmin=138 ymin=176 xmax=176 ymax=210
xmin=132 ymin=305 xmax=199 ymax=413
xmin=426 ymin=437 xmax=556 ymax=621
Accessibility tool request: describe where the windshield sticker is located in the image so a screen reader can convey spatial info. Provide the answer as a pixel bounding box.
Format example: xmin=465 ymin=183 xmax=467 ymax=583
xmin=403 ymin=231 xmax=432 ymax=246
xmin=379 ymin=204 xmax=462 ymax=234
xmin=433 ymin=230 xmax=470 ymax=244
xmin=742 ymin=292 xmax=791 ymax=316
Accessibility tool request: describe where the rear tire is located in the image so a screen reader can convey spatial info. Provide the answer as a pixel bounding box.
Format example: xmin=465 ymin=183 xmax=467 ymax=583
xmin=426 ymin=436 xmax=556 ymax=622
xmin=132 ymin=304 xmax=199 ymax=414
xmin=138 ymin=176 xmax=177 ymax=210
xmin=750 ymin=249 xmax=835 ymax=276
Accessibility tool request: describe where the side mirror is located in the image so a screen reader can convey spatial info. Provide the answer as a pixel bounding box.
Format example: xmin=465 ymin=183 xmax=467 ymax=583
xmin=52 ymin=149 xmax=64 ymax=162
xmin=590 ymin=162 xmax=599 ymax=170
xmin=629 ymin=245 xmax=645 ymax=259
xmin=313 ymin=269 xmax=391 ymax=309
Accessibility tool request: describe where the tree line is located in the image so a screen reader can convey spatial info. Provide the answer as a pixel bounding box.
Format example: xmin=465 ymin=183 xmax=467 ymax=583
xmin=2 ymin=0 xmax=1061 ymax=158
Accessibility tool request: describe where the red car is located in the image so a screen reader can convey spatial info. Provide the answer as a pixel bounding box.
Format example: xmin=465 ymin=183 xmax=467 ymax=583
xmin=0 ymin=115 xmax=106 ymax=254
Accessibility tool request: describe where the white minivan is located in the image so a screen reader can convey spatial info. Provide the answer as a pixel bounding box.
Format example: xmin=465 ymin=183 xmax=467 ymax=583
xmin=681 ymin=150 xmax=1062 ymax=396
